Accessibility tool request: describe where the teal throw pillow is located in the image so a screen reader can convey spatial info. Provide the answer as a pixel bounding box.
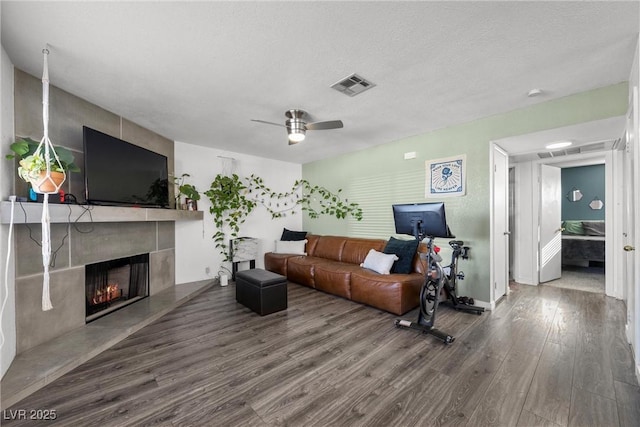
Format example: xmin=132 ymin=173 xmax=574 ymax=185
xmin=383 ymin=237 xmax=420 ymax=274
xmin=281 ymin=228 xmax=308 ymax=241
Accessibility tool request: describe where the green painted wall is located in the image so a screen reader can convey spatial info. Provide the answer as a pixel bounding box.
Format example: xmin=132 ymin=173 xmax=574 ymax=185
xmin=302 ymin=82 xmax=627 ymax=303
xmin=562 ymin=165 xmax=606 ymax=221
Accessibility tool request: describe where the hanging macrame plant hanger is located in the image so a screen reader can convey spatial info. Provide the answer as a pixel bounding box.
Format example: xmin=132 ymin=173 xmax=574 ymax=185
xmin=34 ymin=46 xmax=66 ymax=311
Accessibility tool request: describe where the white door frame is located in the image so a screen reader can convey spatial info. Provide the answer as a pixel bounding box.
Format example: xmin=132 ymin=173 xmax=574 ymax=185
xmin=528 ymin=153 xmax=614 ymax=295
xmin=495 ymin=148 xmax=617 ymax=297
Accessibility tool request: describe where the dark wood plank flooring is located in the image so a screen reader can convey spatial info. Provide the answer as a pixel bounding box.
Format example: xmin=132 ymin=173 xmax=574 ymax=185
xmin=3 ymin=282 xmax=639 ymax=426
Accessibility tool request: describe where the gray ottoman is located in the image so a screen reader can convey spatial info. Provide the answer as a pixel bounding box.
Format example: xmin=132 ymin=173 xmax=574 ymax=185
xmin=235 ymin=269 xmax=287 ymax=315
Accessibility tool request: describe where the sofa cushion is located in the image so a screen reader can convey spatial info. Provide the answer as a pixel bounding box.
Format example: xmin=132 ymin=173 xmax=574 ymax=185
xmin=305 ymin=234 xmax=321 ymax=256
xmin=314 ymin=261 xmax=362 ymax=299
xmin=313 ymin=236 xmax=347 ymax=261
xmin=351 ymin=270 xmax=423 ymax=315
xmin=281 ymin=228 xmax=308 ymax=241
xmin=340 ymin=238 xmax=386 ymax=265
xmin=383 ymin=237 xmax=420 ymax=274
xmin=287 ymin=256 xmax=324 ymax=288
xmin=264 ymin=253 xmax=300 ymax=276
xmin=360 ymin=249 xmax=398 ymax=275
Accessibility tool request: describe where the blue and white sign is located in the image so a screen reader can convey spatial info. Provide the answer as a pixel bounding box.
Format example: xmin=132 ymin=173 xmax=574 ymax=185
xmin=426 ymin=155 xmax=466 ymax=197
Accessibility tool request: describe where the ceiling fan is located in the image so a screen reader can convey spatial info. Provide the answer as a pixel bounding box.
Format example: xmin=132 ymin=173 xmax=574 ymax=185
xmin=251 ymin=109 xmax=343 ymax=145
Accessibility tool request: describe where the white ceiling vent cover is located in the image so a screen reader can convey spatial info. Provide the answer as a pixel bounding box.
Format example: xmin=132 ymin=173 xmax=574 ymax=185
xmin=331 ymin=73 xmax=376 ymax=97
xmin=536 ymin=140 xmax=614 ymax=159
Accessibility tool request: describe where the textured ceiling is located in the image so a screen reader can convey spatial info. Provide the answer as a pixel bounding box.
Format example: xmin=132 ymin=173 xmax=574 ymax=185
xmin=1 ymin=1 xmax=639 ymax=164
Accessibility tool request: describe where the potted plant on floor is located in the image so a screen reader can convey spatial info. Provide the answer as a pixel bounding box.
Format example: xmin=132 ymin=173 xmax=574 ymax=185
xmin=204 ymin=173 xmax=256 ymax=261
xmin=7 ymin=137 xmax=80 ymax=193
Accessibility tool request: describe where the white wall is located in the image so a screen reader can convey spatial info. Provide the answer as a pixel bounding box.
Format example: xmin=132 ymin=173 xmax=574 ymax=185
xmin=1 ymin=45 xmax=16 ymax=378
xmin=174 ymin=141 xmax=302 ymax=284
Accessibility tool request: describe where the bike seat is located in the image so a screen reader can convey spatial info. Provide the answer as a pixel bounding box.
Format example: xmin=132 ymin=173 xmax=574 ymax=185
xmin=449 ymin=240 xmax=464 ymax=247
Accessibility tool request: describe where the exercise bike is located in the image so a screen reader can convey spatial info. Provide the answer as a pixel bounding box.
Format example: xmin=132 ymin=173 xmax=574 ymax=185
xmin=391 ymin=202 xmax=484 ymax=344
xmin=395 ymin=235 xmax=456 ymax=344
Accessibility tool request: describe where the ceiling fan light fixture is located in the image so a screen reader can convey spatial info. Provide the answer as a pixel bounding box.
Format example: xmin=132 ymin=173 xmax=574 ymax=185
xmin=286 ymin=116 xmax=306 ymax=143
xmin=253 ymin=108 xmax=341 ymax=145
xmin=288 ymin=131 xmax=305 ymax=143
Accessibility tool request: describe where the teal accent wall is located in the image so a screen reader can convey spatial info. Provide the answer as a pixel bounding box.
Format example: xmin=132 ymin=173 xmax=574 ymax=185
xmin=301 ymin=83 xmax=627 ymax=303
xmin=562 ymin=164 xmax=605 ymax=221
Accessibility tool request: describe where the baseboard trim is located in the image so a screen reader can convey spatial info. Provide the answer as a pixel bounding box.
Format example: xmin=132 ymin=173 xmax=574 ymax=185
xmin=475 ymin=299 xmax=494 ymax=311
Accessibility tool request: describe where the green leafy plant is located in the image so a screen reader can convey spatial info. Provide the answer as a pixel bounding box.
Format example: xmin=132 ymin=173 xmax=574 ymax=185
xmin=7 ymin=137 xmax=80 ymax=182
xmin=172 ymin=173 xmax=200 ymax=208
xmin=204 ymin=173 xmax=363 ymax=261
xmin=246 ymin=175 xmax=363 ymax=220
xmin=204 ymin=174 xmax=256 ymax=262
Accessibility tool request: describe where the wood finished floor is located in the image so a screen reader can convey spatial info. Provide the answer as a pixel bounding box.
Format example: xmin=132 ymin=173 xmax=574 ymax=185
xmin=4 ymin=282 xmax=639 ymax=426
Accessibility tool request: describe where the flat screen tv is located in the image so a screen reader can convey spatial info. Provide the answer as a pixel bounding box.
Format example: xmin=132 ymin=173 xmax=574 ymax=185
xmin=392 ymin=202 xmax=453 ymax=240
xmin=83 ymin=126 xmax=169 ymax=208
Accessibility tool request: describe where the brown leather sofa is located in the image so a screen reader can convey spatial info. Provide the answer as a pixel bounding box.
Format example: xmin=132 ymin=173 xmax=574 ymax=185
xmin=264 ymin=234 xmax=427 ymax=315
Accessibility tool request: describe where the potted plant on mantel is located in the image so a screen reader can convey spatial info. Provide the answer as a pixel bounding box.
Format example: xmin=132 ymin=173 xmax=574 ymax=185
xmin=173 ymin=173 xmax=201 ymax=210
xmin=7 ymin=137 xmax=80 ymax=193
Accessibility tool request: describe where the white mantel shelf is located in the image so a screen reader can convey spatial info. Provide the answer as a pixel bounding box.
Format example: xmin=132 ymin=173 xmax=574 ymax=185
xmin=1 ymin=201 xmax=203 ymax=224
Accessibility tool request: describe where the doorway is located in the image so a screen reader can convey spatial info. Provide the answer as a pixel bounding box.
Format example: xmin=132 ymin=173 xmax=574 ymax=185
xmin=492 ymin=115 xmax=626 ymax=303
xmin=541 ymin=162 xmax=606 ymax=294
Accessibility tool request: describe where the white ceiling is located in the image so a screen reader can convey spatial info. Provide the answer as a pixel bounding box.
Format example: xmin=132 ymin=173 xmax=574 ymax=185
xmin=1 ymin=1 xmax=639 ymax=164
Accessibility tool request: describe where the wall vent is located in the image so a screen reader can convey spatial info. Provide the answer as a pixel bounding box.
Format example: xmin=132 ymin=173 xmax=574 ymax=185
xmin=331 ymin=73 xmax=376 ymax=97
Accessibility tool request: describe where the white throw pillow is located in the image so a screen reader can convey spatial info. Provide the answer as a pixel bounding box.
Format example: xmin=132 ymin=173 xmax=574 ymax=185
xmin=274 ymin=239 xmax=307 ymax=255
xmin=360 ymin=249 xmax=398 ymax=275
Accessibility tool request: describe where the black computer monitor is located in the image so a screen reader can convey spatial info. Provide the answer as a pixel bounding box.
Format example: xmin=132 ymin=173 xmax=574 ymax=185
xmin=392 ymin=202 xmax=453 ymax=240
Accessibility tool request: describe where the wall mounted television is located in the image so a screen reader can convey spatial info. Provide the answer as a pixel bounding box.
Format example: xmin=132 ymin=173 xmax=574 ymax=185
xmin=392 ymin=202 xmax=454 ymax=240
xmin=83 ymin=126 xmax=169 ymax=208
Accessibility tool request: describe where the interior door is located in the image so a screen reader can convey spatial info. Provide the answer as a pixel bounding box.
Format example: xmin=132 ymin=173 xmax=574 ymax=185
xmin=624 ymin=109 xmax=636 ymax=348
xmin=539 ymin=164 xmax=562 ymax=283
xmin=624 ymin=83 xmax=640 ymax=371
xmin=492 ymin=145 xmax=509 ymax=300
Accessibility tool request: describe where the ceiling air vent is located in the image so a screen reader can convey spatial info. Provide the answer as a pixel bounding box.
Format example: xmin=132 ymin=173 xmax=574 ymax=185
xmin=536 ymin=140 xmax=614 ymax=159
xmin=331 ymin=73 xmax=376 ymax=97
xmin=580 ymin=142 xmax=605 ymax=152
xmin=537 ymin=148 xmax=578 ymax=159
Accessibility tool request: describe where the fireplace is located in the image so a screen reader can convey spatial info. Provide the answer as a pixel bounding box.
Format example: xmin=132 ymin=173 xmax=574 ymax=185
xmin=85 ymin=254 xmax=149 ymax=322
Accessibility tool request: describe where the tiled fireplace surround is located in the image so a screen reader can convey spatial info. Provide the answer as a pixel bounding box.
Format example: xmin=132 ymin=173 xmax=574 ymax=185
xmin=12 ymin=69 xmax=178 ymax=354
xmin=14 ymin=220 xmax=176 ymax=353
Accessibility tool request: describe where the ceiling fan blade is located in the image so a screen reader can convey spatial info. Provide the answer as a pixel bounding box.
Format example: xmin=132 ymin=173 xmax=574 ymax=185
xmin=305 ymin=120 xmax=344 ymax=131
xmin=251 ymin=119 xmax=285 ymax=127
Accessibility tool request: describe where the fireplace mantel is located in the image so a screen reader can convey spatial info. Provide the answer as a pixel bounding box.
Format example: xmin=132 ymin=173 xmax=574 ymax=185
xmin=0 ymin=201 xmax=203 ymax=224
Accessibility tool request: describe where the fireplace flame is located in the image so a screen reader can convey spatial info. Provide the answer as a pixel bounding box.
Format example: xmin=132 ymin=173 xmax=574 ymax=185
xmin=91 ymin=283 xmax=121 ymax=305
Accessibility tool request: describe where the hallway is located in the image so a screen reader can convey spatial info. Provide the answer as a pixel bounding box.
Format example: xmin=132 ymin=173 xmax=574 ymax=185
xmin=542 ymin=265 xmax=606 ymax=294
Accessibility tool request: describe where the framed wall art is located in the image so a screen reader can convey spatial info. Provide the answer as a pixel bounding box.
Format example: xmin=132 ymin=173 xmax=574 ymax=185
xmin=426 ymin=154 xmax=466 ymax=198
